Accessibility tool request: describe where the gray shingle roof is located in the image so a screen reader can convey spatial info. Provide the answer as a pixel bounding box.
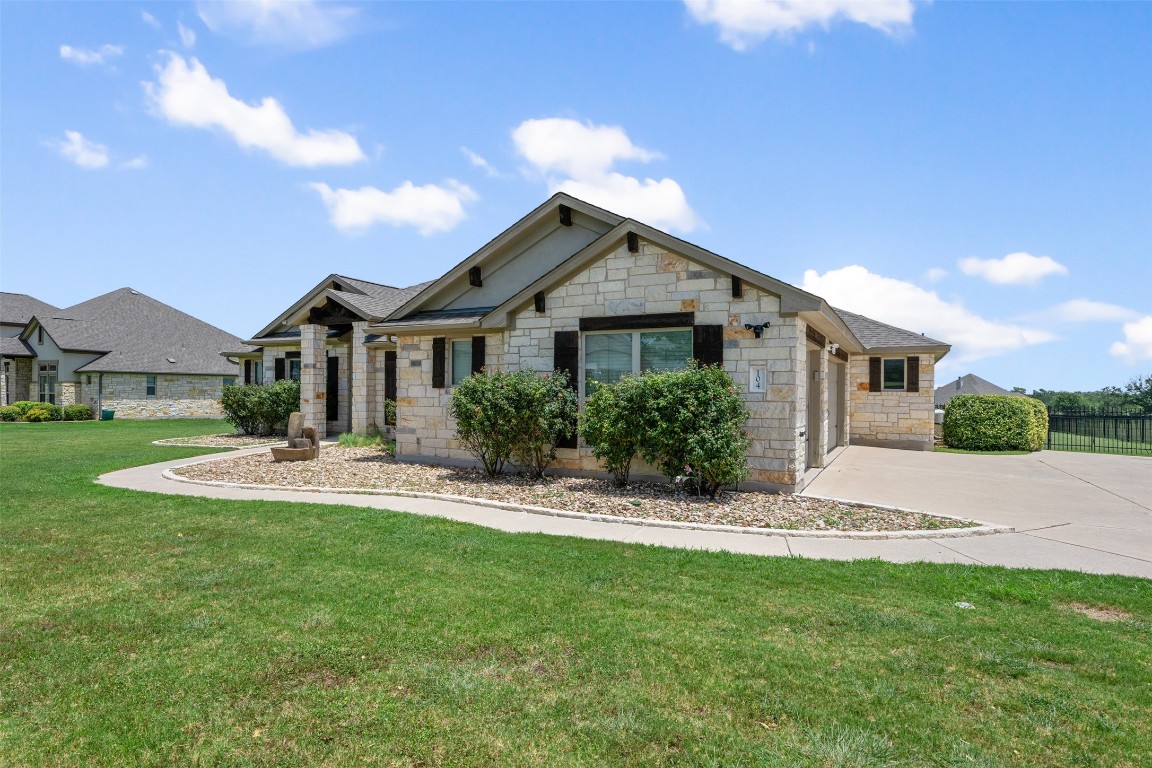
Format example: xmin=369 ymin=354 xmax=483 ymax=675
xmin=834 ymin=308 xmax=949 ymax=350
xmin=373 ymin=307 xmax=493 ymax=328
xmin=934 ymin=373 xmax=1023 ymax=406
xmin=23 ymin=288 xmax=243 ymax=375
xmin=0 ymin=336 xmax=35 ymax=357
xmin=330 ymin=280 xmax=434 ymax=320
xmin=0 ymin=292 xmax=61 ymax=326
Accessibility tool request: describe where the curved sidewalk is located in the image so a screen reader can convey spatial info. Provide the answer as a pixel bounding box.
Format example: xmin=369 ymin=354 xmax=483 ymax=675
xmin=98 ymin=447 xmax=1152 ymax=578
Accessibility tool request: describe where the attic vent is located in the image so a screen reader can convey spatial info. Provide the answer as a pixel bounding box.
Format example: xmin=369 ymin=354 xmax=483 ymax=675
xmin=626 ymin=231 xmax=639 ymax=253
xmin=167 ymin=357 xmax=177 ymax=364
xmin=468 ymin=266 xmax=483 ymax=287
xmin=130 ymin=290 xmax=140 ymax=295
xmin=558 ymin=204 xmax=573 ymax=227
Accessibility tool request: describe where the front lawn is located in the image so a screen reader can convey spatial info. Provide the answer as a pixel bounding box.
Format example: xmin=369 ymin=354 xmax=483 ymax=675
xmin=2 ymin=421 xmax=1150 ymax=767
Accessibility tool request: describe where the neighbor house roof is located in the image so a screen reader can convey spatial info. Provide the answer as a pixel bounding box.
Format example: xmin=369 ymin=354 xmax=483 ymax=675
xmin=934 ymin=373 xmax=1022 ymax=406
xmin=20 ymin=288 xmax=243 ymax=375
xmin=834 ymin=309 xmax=951 ymax=359
xmin=0 ymin=292 xmax=61 ymax=327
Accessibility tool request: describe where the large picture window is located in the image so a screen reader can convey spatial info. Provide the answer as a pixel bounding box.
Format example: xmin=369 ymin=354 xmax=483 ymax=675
xmin=584 ymin=329 xmax=692 ymax=395
xmin=38 ymin=363 xmax=57 ymax=404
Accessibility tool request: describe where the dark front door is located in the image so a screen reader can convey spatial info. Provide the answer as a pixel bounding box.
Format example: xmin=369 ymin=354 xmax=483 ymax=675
xmin=326 ymin=355 xmax=339 ymax=422
xmin=384 ymin=351 xmax=397 ymax=424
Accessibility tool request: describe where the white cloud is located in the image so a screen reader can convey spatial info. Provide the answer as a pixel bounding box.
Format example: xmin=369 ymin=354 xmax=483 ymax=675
xmin=52 ymin=131 xmax=110 ymax=169
xmin=1110 ymin=316 xmax=1152 ymax=364
xmin=197 ymin=0 xmax=358 ymax=50
xmin=512 ymin=117 xmax=701 ymax=232
xmin=59 ymin=44 xmax=124 ymax=67
xmin=309 ymin=180 xmax=477 ymax=235
xmin=1033 ymin=299 xmax=1140 ymax=324
xmin=802 ymin=265 xmax=1057 ymax=362
xmin=144 ymin=54 xmax=365 ymax=167
xmin=684 ymin=0 xmax=916 ymax=51
xmin=923 ymin=267 xmax=948 ymax=283
xmin=178 ymin=22 xmax=197 ymax=49
xmin=461 ymin=146 xmax=503 ymax=178
xmin=122 ymin=155 xmax=149 ymax=170
xmin=141 ymin=11 xmax=161 ymax=29
xmin=959 ymin=251 xmax=1068 ymax=285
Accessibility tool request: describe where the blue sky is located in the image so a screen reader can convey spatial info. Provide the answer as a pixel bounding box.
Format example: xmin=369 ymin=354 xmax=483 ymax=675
xmin=2 ymin=1 xmax=1149 ymax=392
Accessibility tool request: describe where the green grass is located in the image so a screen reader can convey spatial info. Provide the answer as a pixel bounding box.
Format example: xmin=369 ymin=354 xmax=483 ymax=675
xmin=2 ymin=420 xmax=1151 ymax=767
xmin=1046 ymin=431 xmax=1152 ymax=456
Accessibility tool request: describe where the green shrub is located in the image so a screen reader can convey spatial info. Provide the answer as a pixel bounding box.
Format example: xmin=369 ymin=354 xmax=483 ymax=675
xmin=0 ymin=405 xmax=19 ymax=422
xmin=579 ymin=374 xmax=650 ymax=486
xmin=637 ymin=364 xmax=750 ymax=498
xmin=383 ymin=398 xmax=397 ymax=426
xmin=62 ymin=404 xmax=93 ymax=421
xmin=450 ymin=369 xmax=577 ymax=478
xmin=220 ymin=380 xmax=301 ymax=435
xmin=10 ymin=401 xmax=46 ymax=416
xmin=24 ymin=407 xmax=53 ymax=423
xmin=943 ymin=395 xmax=1046 ymax=452
xmin=580 ymin=363 xmax=750 ymax=498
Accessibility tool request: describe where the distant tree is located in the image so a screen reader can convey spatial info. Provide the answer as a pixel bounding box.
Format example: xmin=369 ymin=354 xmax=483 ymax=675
xmin=1011 ymin=386 xmax=1026 ymax=394
xmin=1125 ymin=374 xmax=1152 ymax=413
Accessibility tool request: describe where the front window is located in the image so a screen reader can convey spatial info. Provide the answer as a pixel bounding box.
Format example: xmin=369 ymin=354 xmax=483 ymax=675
xmin=38 ymin=363 xmax=57 ymax=404
xmin=451 ymin=340 xmax=472 ymax=386
xmin=584 ymin=329 xmax=692 ymax=395
xmin=146 ymin=375 xmax=157 ymax=396
xmin=253 ymin=361 xmax=264 ymax=385
xmin=883 ymin=358 xmax=906 ymax=391
xmin=223 ymin=377 xmax=236 ymax=387
xmin=288 ymin=359 xmax=301 ymax=381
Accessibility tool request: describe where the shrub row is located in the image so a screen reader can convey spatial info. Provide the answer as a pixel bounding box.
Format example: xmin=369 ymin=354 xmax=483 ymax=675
xmin=449 ymin=364 xmax=750 ymax=498
xmin=0 ymin=402 xmax=93 ymax=422
xmin=449 ymin=369 xmax=577 ymax=478
xmin=942 ymin=394 xmax=1048 ymax=451
xmin=220 ymin=380 xmax=301 ymax=435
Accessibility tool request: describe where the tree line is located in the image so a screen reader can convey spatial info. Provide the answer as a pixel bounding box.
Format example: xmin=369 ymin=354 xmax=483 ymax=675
xmin=1027 ymin=373 xmax=1152 ymax=413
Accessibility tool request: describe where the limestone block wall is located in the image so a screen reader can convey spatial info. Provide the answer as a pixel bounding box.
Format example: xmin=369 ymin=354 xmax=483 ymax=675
xmin=2 ymin=358 xmax=34 ymax=404
xmin=848 ymin=354 xmax=936 ymax=450
xmin=396 ymin=241 xmax=808 ymax=489
xmin=92 ymin=373 xmax=229 ymax=419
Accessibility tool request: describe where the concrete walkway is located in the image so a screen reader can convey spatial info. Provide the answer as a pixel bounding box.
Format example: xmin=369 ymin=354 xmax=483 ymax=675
xmin=98 ymin=446 xmax=1152 ymax=578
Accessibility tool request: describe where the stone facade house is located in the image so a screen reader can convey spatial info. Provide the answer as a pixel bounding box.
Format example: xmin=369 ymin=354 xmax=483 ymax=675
xmin=249 ymin=194 xmax=949 ymax=492
xmin=228 ymin=275 xmax=430 ymax=436
xmin=0 ymin=288 xmax=243 ymax=418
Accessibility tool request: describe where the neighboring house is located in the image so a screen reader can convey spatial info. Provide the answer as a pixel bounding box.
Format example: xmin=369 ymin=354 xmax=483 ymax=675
xmin=0 ymin=288 xmax=244 ymax=418
xmin=245 ymin=194 xmax=949 ymax=492
xmin=934 ymin=373 xmax=1023 ymax=408
xmin=227 ymin=275 xmax=431 ymax=435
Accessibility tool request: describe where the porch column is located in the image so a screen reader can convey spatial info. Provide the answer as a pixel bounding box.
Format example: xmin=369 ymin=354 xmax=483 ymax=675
xmin=300 ymin=323 xmax=327 ymax=438
xmin=350 ymin=321 xmax=372 ymax=434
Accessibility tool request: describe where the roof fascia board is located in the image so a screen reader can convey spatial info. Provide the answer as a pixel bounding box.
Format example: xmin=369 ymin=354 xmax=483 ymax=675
xmin=862 ymin=344 xmax=952 ymax=361
xmin=383 ymin=194 xmax=624 ymax=321
xmin=368 ymin=320 xmax=485 ymax=336
xmin=797 ymin=308 xmax=865 ymax=353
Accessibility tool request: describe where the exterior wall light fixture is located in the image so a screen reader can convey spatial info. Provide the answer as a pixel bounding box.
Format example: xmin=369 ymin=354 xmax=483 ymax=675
xmin=744 ymin=321 xmax=770 ymax=339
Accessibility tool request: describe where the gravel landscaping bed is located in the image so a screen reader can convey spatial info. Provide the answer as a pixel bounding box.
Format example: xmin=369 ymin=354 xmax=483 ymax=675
xmin=154 ymin=433 xmax=282 ymax=448
xmin=173 ymin=446 xmax=979 ymax=532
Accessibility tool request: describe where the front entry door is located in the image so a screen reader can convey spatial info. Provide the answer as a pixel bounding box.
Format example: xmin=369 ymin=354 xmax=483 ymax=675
xmin=326 ymin=355 xmax=339 ymax=422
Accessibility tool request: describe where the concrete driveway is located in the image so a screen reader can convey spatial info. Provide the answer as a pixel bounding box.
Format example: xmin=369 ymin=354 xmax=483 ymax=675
xmin=802 ymin=446 xmax=1152 ymax=577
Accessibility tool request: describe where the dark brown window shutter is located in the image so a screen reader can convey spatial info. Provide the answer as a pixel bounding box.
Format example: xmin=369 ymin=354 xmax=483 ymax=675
xmin=274 ymin=357 xmax=285 ymax=381
xmin=692 ymin=325 xmax=724 ymax=368
xmin=868 ymin=357 xmax=881 ymax=392
xmin=471 ymin=336 xmax=486 ymax=375
xmin=554 ymin=330 xmax=579 ymax=448
xmin=326 ymin=355 xmax=339 ymax=421
xmin=384 ymin=351 xmax=397 ymax=403
xmin=432 ymin=337 xmax=446 ymax=388
xmin=243 ymin=360 xmax=251 ymax=384
xmin=906 ymin=356 xmax=920 ymax=392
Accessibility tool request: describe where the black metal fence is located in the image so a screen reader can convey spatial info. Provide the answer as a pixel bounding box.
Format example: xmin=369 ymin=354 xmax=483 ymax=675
xmin=1046 ymin=407 xmax=1152 ymax=456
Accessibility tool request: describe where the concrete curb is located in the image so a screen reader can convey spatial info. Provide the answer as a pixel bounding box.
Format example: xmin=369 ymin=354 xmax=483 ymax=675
xmin=159 ymin=450 xmax=1014 ymax=541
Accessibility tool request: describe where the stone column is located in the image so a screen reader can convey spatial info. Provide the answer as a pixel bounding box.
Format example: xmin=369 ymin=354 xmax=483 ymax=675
xmin=261 ymin=347 xmax=277 ymax=385
xmin=350 ymin=321 xmax=372 ymax=434
xmin=300 ymin=323 xmax=327 ymax=438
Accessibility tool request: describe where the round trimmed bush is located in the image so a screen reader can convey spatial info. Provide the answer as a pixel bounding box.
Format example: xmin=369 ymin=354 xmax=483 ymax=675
xmin=10 ymin=401 xmax=45 ymax=416
xmin=0 ymin=405 xmax=19 ymax=422
xmin=943 ymin=395 xmax=1046 ymax=451
xmin=24 ymin=407 xmax=53 ymax=423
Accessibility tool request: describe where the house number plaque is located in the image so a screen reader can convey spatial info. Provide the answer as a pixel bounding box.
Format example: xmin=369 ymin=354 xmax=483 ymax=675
xmin=749 ymin=367 xmax=766 ymax=393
